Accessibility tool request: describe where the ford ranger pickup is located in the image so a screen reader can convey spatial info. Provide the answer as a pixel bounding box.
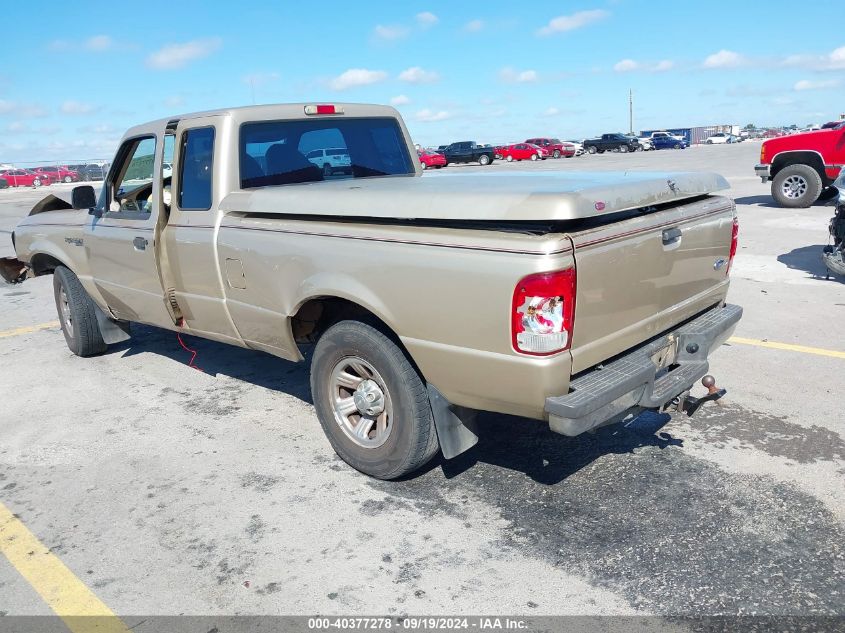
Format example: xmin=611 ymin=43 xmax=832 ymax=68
xmin=1 ymin=103 xmax=742 ymax=479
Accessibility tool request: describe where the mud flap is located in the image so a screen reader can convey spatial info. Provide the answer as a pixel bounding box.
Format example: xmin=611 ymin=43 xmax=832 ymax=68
xmin=427 ymin=384 xmax=479 ymax=459
xmin=93 ymin=304 xmax=131 ymax=344
xmin=0 ymin=257 xmax=28 ymax=284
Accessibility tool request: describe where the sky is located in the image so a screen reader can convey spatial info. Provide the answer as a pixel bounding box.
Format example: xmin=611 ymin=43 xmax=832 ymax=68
xmin=1 ymin=0 xmax=843 ymax=163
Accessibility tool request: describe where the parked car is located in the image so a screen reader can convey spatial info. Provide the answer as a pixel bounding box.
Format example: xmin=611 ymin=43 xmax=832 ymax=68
xmin=0 ymin=176 xmax=8 ymax=189
xmin=32 ymin=166 xmax=79 ymax=183
xmin=305 ymin=148 xmax=352 ymax=176
xmin=528 ymin=143 xmax=551 ymax=159
xmin=500 ymin=143 xmax=543 ymax=162
xmin=583 ymin=133 xmax=640 ymax=154
xmin=821 ymin=121 xmax=845 ymax=130
xmin=755 ymin=124 xmax=845 ymax=208
xmin=3 ymin=102 xmax=742 ymax=479
xmin=635 ymin=137 xmax=654 ymax=151
xmin=417 ymin=149 xmax=446 ymax=170
xmin=564 ymin=140 xmax=585 ymax=156
xmin=76 ymin=164 xmax=108 ymax=181
xmin=652 ymin=134 xmax=688 ymax=150
xmin=0 ymin=170 xmax=49 ymax=187
xmin=525 ymin=138 xmax=575 ymax=159
xmin=705 ymin=133 xmax=737 ymax=145
xmin=442 ymin=141 xmax=495 ymax=165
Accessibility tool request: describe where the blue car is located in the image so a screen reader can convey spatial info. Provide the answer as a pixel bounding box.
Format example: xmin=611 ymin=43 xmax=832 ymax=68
xmin=652 ymin=134 xmax=688 ymax=150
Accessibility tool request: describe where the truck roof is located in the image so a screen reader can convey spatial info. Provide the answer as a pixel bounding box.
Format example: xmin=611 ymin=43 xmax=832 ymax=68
xmin=220 ymin=171 xmax=729 ymax=222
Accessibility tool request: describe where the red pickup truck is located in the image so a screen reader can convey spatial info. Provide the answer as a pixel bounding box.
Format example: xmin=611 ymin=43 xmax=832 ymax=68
xmin=755 ymin=122 xmax=845 ymax=207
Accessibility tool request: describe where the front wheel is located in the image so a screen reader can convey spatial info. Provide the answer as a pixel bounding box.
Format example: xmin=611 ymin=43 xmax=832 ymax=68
xmin=323 ymin=164 xmax=332 ymax=178
xmin=619 ymin=145 xmax=629 ymax=153
xmin=478 ymin=154 xmax=491 ymax=165
xmin=53 ymin=266 xmax=108 ymax=357
xmin=310 ymin=320 xmax=440 ymax=480
xmin=506 ymin=155 xmax=513 ymax=162
xmin=530 ymin=153 xmax=538 ymax=161
xmin=420 ymin=162 xmax=427 ymax=170
xmin=553 ymin=150 xmax=561 ymax=158
xmin=33 ymin=179 xmax=42 ymax=187
xmin=587 ymin=146 xmax=597 ymax=154
xmin=771 ymin=164 xmax=822 ymax=208
xmin=64 ymin=176 xmax=72 ymax=183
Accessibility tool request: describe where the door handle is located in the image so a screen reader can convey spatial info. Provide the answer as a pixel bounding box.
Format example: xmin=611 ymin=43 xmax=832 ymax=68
xmin=133 ymin=236 xmax=148 ymax=250
xmin=662 ymin=227 xmax=682 ymax=245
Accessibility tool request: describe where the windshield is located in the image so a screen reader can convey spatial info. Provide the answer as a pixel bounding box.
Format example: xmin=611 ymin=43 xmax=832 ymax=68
xmin=240 ymin=117 xmax=414 ymax=188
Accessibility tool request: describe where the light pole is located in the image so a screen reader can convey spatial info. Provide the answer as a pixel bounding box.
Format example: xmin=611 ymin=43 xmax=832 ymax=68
xmin=628 ymin=89 xmax=634 ymax=135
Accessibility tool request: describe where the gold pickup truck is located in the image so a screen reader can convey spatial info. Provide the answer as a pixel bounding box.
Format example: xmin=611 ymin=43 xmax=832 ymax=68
xmin=2 ymin=103 xmax=741 ymax=479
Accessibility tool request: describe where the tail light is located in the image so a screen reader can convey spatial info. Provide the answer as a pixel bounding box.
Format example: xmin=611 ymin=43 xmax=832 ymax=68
xmin=759 ymin=143 xmax=766 ymax=164
xmin=726 ymin=216 xmax=739 ymax=275
xmin=511 ymin=269 xmax=576 ymax=356
xmin=304 ymin=104 xmax=344 ymax=115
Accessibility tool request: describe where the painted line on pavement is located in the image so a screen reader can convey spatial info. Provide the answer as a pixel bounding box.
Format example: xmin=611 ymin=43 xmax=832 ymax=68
xmin=0 ymin=321 xmax=60 ymax=339
xmin=0 ymin=501 xmax=129 ymax=632
xmin=728 ymin=336 xmax=845 ymax=359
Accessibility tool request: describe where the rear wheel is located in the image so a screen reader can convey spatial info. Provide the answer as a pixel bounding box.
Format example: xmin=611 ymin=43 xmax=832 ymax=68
xmin=33 ymin=179 xmax=42 ymax=187
xmin=63 ymin=175 xmax=72 ymax=183
xmin=587 ymin=145 xmax=597 ymax=154
xmin=478 ymin=154 xmax=491 ymax=165
xmin=530 ymin=153 xmax=538 ymax=161
xmin=53 ymin=266 xmax=108 ymax=357
xmin=506 ymin=155 xmax=513 ymax=162
xmin=420 ymin=162 xmax=427 ymax=170
xmin=553 ymin=150 xmax=561 ymax=158
xmin=771 ymin=164 xmax=822 ymax=208
xmin=310 ymin=320 xmax=440 ymax=480
xmin=619 ymin=145 xmax=629 ymax=153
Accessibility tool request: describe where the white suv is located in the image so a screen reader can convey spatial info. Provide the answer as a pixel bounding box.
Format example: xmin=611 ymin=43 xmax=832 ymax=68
xmin=305 ymin=148 xmax=352 ymax=176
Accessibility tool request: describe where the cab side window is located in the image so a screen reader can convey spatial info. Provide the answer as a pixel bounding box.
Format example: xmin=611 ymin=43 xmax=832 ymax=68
xmin=178 ymin=127 xmax=214 ymax=210
xmin=110 ymin=136 xmax=156 ymax=214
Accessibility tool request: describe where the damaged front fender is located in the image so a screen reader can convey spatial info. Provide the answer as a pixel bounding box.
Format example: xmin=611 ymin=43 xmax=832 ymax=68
xmin=0 ymin=257 xmax=29 ymax=285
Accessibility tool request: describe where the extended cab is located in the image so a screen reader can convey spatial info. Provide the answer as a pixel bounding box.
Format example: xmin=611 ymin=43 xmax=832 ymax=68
xmin=755 ymin=122 xmax=845 ymax=208
xmin=583 ymin=133 xmax=640 ymax=154
xmin=441 ymin=141 xmax=496 ymax=165
xmin=2 ymin=103 xmax=741 ymax=480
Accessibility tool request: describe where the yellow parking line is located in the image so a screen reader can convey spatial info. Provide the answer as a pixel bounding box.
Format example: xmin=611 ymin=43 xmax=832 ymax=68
xmin=729 ymin=336 xmax=845 ymax=359
xmin=0 ymin=321 xmax=60 ymax=339
xmin=0 ymin=502 xmax=129 ymax=632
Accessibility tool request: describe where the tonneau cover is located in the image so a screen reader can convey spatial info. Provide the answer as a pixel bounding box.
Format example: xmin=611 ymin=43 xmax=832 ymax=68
xmin=220 ymin=171 xmax=729 ymax=222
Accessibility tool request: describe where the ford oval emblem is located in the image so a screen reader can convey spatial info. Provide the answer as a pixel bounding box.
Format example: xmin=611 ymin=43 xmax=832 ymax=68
xmin=595 ymin=201 xmax=606 ymax=211
xmin=713 ymin=258 xmax=727 ymax=270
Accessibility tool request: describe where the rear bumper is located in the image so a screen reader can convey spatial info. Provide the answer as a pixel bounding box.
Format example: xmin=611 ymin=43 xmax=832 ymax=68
xmin=755 ymin=164 xmax=770 ymax=182
xmin=545 ymin=304 xmax=742 ymax=436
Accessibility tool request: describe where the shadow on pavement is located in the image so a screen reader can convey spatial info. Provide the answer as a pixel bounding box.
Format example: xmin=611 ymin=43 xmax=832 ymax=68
xmin=777 ymin=244 xmax=830 ymax=279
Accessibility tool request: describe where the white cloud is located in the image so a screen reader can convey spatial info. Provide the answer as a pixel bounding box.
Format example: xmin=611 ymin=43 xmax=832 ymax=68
xmin=7 ymin=121 xmax=29 ymax=134
xmin=829 ymin=46 xmax=845 ymax=69
xmin=415 ymin=109 xmax=451 ymax=122
xmin=416 ymin=12 xmax=438 ymax=28
xmin=85 ymin=35 xmax=113 ymax=51
xmin=703 ymin=50 xmax=746 ymax=68
xmin=543 ymin=107 xmax=560 ymax=117
xmin=499 ymin=67 xmax=538 ymax=83
xmin=60 ymin=100 xmax=97 ymax=115
xmin=373 ymin=24 xmax=409 ymax=41
xmin=146 ymin=38 xmax=222 ymax=70
xmin=537 ymin=10 xmax=609 ymax=36
xmin=398 ymin=66 xmax=440 ymax=83
xmin=654 ymin=60 xmax=674 ymax=72
xmin=464 ymin=19 xmax=484 ymax=33
xmin=614 ymin=59 xmax=639 ymax=72
xmin=390 ymin=95 xmax=411 ymax=106
xmin=164 ymin=96 xmax=185 ymax=108
xmin=329 ymin=68 xmax=388 ymax=91
xmin=794 ymin=79 xmax=841 ymax=91
xmin=0 ymin=100 xmax=15 ymax=115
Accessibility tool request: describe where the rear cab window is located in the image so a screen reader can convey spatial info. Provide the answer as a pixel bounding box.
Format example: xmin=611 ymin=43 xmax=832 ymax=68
xmin=239 ymin=117 xmax=413 ymax=189
xmin=178 ymin=127 xmax=214 ymax=210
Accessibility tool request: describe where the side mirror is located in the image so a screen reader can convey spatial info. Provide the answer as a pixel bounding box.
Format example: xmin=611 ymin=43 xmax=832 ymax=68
xmin=71 ymin=185 xmax=97 ymax=210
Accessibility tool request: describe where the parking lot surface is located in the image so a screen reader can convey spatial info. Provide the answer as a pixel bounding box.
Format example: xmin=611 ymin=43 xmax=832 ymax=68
xmin=1 ymin=143 xmax=843 ymax=619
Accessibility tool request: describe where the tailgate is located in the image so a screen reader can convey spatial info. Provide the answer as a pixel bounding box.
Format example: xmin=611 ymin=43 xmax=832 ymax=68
xmin=568 ymin=195 xmax=735 ymax=374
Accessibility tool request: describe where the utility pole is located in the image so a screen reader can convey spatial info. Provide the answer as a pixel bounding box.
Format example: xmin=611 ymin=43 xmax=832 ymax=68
xmin=628 ymin=89 xmax=634 ymax=135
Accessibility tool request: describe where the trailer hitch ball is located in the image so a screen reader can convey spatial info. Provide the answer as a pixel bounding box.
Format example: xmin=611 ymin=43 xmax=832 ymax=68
xmin=702 ymin=375 xmax=716 ymax=392
xmin=681 ymin=375 xmax=726 ymax=417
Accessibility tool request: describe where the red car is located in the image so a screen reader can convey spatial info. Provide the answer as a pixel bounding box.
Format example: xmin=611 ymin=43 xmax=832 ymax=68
xmin=32 ymin=165 xmax=79 ymax=183
xmin=525 ymin=137 xmax=576 ymax=158
xmin=0 ymin=169 xmax=51 ymax=187
xmin=500 ymin=143 xmax=543 ymax=162
xmin=417 ymin=149 xmax=446 ymax=170
xmin=755 ymin=124 xmax=845 ymax=208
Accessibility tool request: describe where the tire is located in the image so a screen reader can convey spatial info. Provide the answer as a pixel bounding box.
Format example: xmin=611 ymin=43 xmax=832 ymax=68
xmin=310 ymin=320 xmax=440 ymax=480
xmin=435 ymin=165 xmax=443 ymax=169
xmin=706 ymin=139 xmax=713 ymax=144
xmin=553 ymin=150 xmax=561 ymax=159
xmin=673 ymin=143 xmax=681 ymax=149
xmin=323 ymin=164 xmax=332 ymax=177
xmin=53 ymin=266 xmax=108 ymax=357
xmin=64 ymin=176 xmax=72 ymax=183
xmin=636 ymin=145 xmax=643 ymax=152
xmin=818 ymin=186 xmax=839 ymax=201
xmin=506 ymin=155 xmax=513 ymax=162
xmin=478 ymin=154 xmax=491 ymax=166
xmin=587 ymin=145 xmax=597 ymax=154
xmin=771 ymin=164 xmax=823 ymax=208
xmin=619 ymin=145 xmax=629 ymax=153
xmin=420 ymin=162 xmax=427 ymax=170
xmin=33 ymin=179 xmax=41 ymax=187
xmin=530 ymin=153 xmax=538 ymax=161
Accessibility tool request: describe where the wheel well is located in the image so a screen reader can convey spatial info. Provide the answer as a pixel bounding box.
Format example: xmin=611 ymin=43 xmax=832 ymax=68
xmin=29 ymin=253 xmax=66 ymax=276
xmin=771 ymin=151 xmax=827 ymax=183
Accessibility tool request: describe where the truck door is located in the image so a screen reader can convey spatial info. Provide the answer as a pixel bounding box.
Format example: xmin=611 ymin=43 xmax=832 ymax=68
xmin=83 ymin=132 xmax=174 ymax=327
